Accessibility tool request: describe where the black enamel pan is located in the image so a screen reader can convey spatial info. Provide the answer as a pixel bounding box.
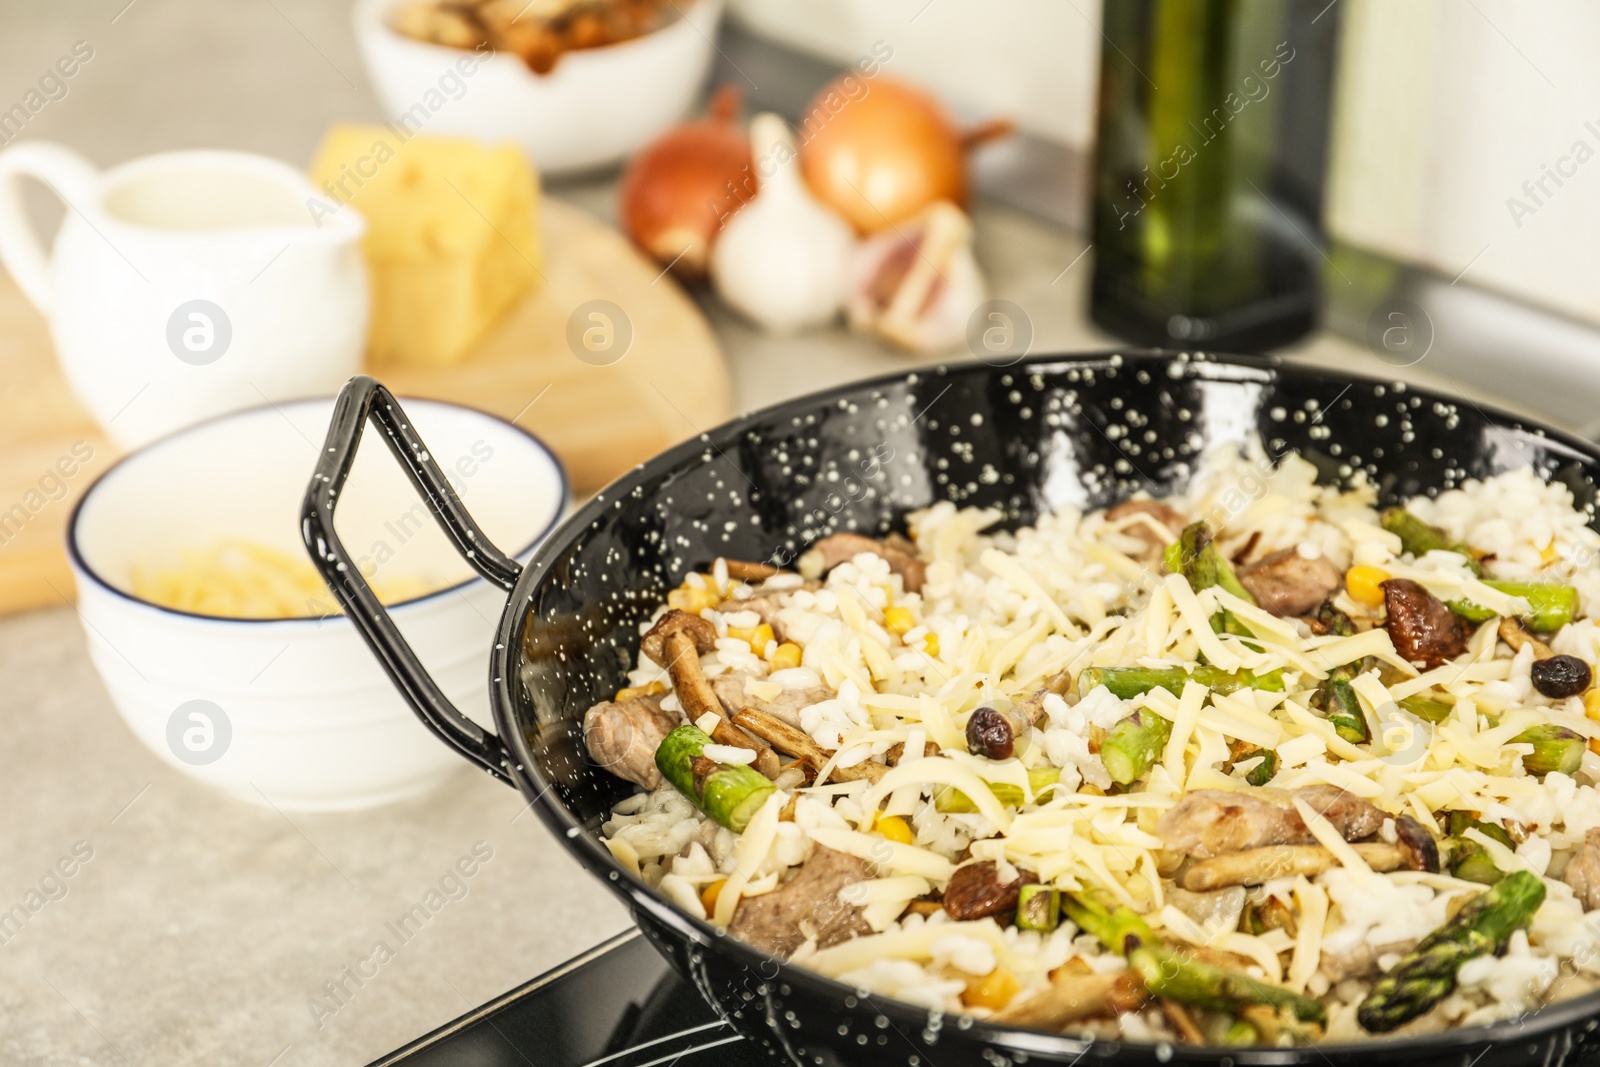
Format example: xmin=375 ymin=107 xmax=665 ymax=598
xmin=302 ymin=351 xmax=1600 ymax=1066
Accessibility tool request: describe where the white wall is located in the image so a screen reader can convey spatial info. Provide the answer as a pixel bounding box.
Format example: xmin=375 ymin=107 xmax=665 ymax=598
xmin=735 ymin=0 xmax=1600 ymax=328
xmin=727 ymin=0 xmax=1102 ymax=146
xmin=1308 ymin=0 xmax=1599 ymax=324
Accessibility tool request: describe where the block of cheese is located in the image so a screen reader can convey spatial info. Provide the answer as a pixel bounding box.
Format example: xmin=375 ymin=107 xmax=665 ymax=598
xmin=309 ymin=125 xmax=542 ymax=366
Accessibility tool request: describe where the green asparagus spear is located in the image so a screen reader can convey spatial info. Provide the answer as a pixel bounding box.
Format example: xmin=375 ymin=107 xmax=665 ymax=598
xmin=1228 ymin=740 xmax=1278 ymax=786
xmin=933 ymin=767 xmax=1062 ymax=813
xmin=1016 ymin=884 xmax=1060 ymax=931
xmin=1447 ymin=840 xmax=1503 ymax=885
xmin=1380 ymin=507 xmax=1486 ymax=577
xmin=655 ymin=725 xmax=776 ymax=832
xmin=1446 ymin=814 xmax=1513 ymax=884
xmin=1316 ymin=601 xmax=1357 ymax=637
xmin=1447 ymin=581 xmax=1578 ymax=632
xmin=1165 ymin=522 xmax=1256 ymax=635
xmin=1220 ymin=1019 xmax=1259 ymax=1046
xmin=1398 ymin=694 xmax=1454 ymax=724
xmin=1356 ymin=870 xmax=1546 ymax=1032
xmin=1078 ymin=665 xmax=1286 ymax=700
xmin=1513 ymin=723 xmax=1585 ymax=777
xmin=1129 ymin=943 xmax=1327 ymax=1025
xmin=1445 ymin=812 xmax=1516 ymax=848
xmin=1063 ymin=892 xmax=1327 ymax=1026
xmin=1317 ymin=676 xmax=1369 ymax=744
xmin=1100 ymin=710 xmax=1173 ymax=786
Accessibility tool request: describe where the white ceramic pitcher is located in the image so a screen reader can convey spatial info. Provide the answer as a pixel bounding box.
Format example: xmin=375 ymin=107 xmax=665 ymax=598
xmin=0 ymin=143 xmax=369 ymax=447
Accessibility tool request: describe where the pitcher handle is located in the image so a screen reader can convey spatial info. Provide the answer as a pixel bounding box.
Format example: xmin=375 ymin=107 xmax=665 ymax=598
xmin=0 ymin=142 xmax=100 ymax=314
xmin=301 ymin=376 xmax=521 ymax=785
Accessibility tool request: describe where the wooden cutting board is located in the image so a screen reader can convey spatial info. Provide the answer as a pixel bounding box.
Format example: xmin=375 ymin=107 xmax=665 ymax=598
xmin=0 ymin=198 xmax=730 ymax=617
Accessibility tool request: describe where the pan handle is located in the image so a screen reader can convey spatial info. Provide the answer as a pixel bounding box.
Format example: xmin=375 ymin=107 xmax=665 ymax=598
xmin=301 ymin=375 xmax=519 ymax=786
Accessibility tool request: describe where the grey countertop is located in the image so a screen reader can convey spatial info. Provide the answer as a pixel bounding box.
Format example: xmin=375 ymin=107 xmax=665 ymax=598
xmin=0 ymin=3 xmax=1567 ymax=1066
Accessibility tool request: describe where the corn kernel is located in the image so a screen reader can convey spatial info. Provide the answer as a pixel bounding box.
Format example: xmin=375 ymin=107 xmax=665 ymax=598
xmin=700 ymin=878 xmax=726 ymax=915
xmin=923 ymin=633 xmax=940 ymax=658
xmin=1345 ymin=565 xmax=1390 ymax=608
xmin=616 ymin=680 xmax=667 ymax=703
xmin=963 ymin=967 xmax=1020 ymax=1010
xmin=749 ymin=623 xmax=774 ymax=654
xmin=668 ymin=585 xmax=719 ymax=613
xmin=1542 ymin=540 xmax=1562 ymax=565
xmin=770 ymin=642 xmax=802 ymax=670
xmin=884 ymin=606 xmax=916 ymax=637
xmin=876 ymin=815 xmax=914 ymax=845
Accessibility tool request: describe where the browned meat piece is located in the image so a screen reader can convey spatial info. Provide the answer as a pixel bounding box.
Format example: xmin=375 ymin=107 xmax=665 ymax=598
xmin=806 ymin=532 xmax=926 ymax=593
xmin=1565 ymin=828 xmax=1600 ymax=910
xmin=1105 ymin=499 xmax=1186 ymax=561
xmin=582 ymin=695 xmax=680 ymax=790
xmin=711 ymin=673 xmax=831 ymax=728
xmin=716 ymin=594 xmax=788 ymax=642
xmin=1382 ymin=578 xmax=1471 ymax=669
xmin=1156 ymin=786 xmax=1385 ymax=859
xmin=728 ymin=846 xmax=873 ymax=958
xmin=942 ymin=860 xmax=1036 ymax=921
xmin=1237 ymin=548 xmax=1344 ymax=617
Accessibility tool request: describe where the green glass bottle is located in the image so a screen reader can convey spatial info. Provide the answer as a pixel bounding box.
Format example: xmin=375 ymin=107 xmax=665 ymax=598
xmin=1090 ymin=0 xmax=1333 ymax=351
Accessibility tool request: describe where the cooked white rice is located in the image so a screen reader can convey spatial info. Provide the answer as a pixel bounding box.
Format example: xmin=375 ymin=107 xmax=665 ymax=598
xmin=598 ymin=441 xmax=1600 ymax=1045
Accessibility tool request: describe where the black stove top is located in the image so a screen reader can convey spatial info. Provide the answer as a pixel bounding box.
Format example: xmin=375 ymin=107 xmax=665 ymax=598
xmin=368 ymin=930 xmax=767 ymax=1067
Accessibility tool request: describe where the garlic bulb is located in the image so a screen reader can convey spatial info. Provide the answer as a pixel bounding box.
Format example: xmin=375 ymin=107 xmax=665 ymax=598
xmin=711 ymin=113 xmax=855 ymax=333
xmin=846 ymin=200 xmax=986 ymax=352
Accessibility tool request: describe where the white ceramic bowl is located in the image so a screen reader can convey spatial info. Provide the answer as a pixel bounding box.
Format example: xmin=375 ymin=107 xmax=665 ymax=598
xmin=68 ymin=396 xmax=566 ymax=811
xmin=352 ymin=0 xmax=724 ymax=175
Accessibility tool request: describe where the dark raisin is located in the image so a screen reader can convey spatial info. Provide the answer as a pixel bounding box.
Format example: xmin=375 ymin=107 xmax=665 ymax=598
xmin=965 ymin=705 xmax=1014 ymax=760
xmin=1532 ymin=654 xmax=1592 ymax=699
xmin=942 ymin=861 xmax=1033 ymax=921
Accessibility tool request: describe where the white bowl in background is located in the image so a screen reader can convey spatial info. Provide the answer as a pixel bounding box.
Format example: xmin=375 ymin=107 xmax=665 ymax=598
xmin=352 ymin=0 xmax=724 ymax=175
xmin=67 ymin=396 xmax=566 ymax=812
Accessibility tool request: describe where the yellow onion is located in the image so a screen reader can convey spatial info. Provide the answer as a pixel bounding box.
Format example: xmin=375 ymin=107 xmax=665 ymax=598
xmin=798 ymin=76 xmax=1008 ymax=235
xmin=620 ymin=86 xmax=755 ymax=278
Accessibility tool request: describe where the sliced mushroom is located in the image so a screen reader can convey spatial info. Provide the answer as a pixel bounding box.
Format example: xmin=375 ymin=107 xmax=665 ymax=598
xmin=1159 ymin=1000 xmax=1206 ymax=1044
xmin=1382 ymin=578 xmax=1470 ymax=669
xmin=730 ymin=706 xmax=886 ymax=784
xmin=716 ymin=558 xmax=791 ymax=582
xmin=1010 ymin=669 xmax=1075 ymax=729
xmin=582 ymin=695 xmax=681 ymax=790
xmin=1237 ymin=548 xmax=1344 ymax=618
xmin=991 ymin=971 xmax=1123 ymax=1028
xmin=1180 ymin=841 xmax=1421 ymax=891
xmin=1394 ymin=813 xmax=1441 ymax=874
xmin=641 ymin=610 xmax=779 ymax=778
xmin=803 ymin=532 xmax=927 ymax=593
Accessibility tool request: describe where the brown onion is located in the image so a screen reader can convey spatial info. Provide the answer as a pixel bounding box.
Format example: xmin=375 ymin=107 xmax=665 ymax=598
xmin=620 ymin=86 xmax=755 ymax=278
xmin=798 ymin=76 xmax=1008 ymax=235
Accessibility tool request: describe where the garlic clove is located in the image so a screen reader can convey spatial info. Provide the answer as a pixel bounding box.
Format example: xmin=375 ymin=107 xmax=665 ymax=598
xmin=710 ymin=113 xmax=857 ymax=334
xmin=847 ymin=200 xmax=986 ymax=352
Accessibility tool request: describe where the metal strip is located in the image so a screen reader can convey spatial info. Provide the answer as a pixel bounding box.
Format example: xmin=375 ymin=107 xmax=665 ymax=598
xmin=363 ymin=928 xmax=642 ymax=1067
